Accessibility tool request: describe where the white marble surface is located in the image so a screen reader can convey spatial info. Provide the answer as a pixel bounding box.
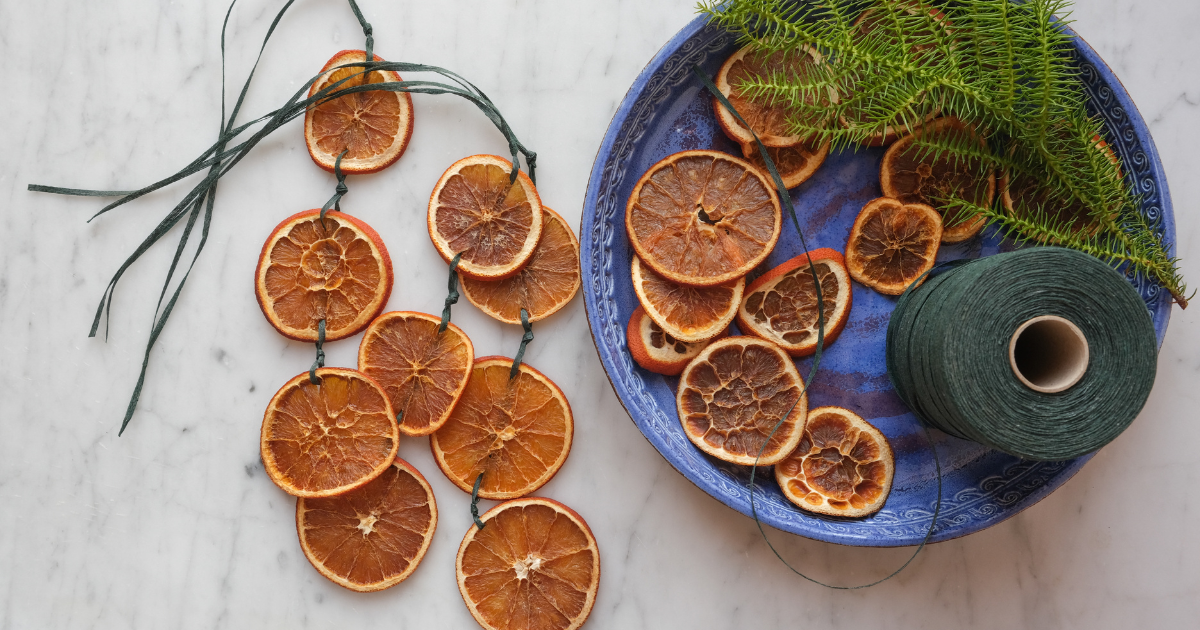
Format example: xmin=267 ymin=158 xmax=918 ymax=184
xmin=2 ymin=0 xmax=1197 ymax=627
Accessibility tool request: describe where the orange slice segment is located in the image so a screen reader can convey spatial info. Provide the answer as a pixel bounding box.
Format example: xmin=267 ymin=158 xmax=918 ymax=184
xmin=460 ymin=206 xmax=581 ymax=324
xmin=431 ymin=357 xmax=573 ymax=500
xmin=456 ymin=497 xmax=600 ymax=630
xmin=428 ymin=154 xmax=543 ymax=280
xmin=626 ymin=306 xmax=725 ymax=376
xmin=775 ymin=406 xmax=894 ymax=518
xmin=626 ymin=150 xmax=781 ymax=287
xmin=304 ymin=50 xmax=414 ymax=174
xmin=358 ymin=311 xmax=474 ymax=436
xmin=254 ymin=210 xmax=393 ymax=342
xmin=736 ymin=248 xmax=852 ymax=357
xmin=739 ymin=141 xmax=829 ymax=189
xmin=297 ymin=457 xmax=437 ymax=591
xmin=1000 ymin=134 xmax=1121 ymax=239
xmin=261 ymin=368 xmax=399 ymax=498
xmin=880 ymin=117 xmax=995 ymax=242
xmin=631 ymin=255 xmax=743 ymax=344
xmin=845 ymin=197 xmax=942 ymax=295
xmin=714 ymin=44 xmax=832 ymax=147
xmin=677 ymin=337 xmax=807 ymax=466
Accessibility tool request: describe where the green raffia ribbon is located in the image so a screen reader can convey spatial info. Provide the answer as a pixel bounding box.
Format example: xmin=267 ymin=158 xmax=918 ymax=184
xmin=887 ymin=247 xmax=1157 ymax=461
xmin=27 ymin=0 xmax=535 ymax=433
xmin=470 ymin=472 xmax=486 ymax=530
xmin=308 ymin=319 xmax=327 ymax=386
xmin=695 ymin=64 xmax=942 ymax=589
xmin=320 ymin=150 xmax=350 ymax=224
xmin=509 ymin=308 xmax=534 ymax=380
xmin=439 ymin=253 xmax=463 ymax=333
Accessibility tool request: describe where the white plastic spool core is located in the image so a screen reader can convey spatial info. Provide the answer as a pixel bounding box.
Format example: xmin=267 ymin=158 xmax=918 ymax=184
xmin=1008 ymin=315 xmax=1090 ymax=393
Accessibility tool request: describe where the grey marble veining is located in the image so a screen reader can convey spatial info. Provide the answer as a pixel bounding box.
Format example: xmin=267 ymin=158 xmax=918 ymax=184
xmin=1 ymin=1 xmax=1197 ymax=628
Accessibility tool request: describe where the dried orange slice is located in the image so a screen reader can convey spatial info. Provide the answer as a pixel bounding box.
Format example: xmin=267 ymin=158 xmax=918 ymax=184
xmin=456 ymin=497 xmax=600 ymax=630
xmin=677 ymin=337 xmax=807 ymax=466
xmin=714 ymin=44 xmax=831 ymax=147
xmin=626 ymin=150 xmax=780 ymax=286
xmin=358 ymin=311 xmax=474 ymax=436
xmin=460 ymin=207 xmax=581 ymax=324
xmin=261 ymin=368 xmax=399 ymax=498
xmin=775 ymin=406 xmax=894 ymax=518
xmin=880 ymin=117 xmax=995 ymax=242
xmin=631 ymin=255 xmax=743 ymax=344
xmin=255 ymin=209 xmax=392 ymax=342
xmin=428 ymin=154 xmax=543 ymax=281
xmin=845 ymin=197 xmax=942 ymax=296
xmin=304 ymin=50 xmax=414 ymax=174
xmin=740 ymin=141 xmax=829 ymax=189
xmin=297 ymin=457 xmax=437 ymax=591
xmin=626 ymin=306 xmax=725 ymax=376
xmin=736 ymin=248 xmax=852 ymax=357
xmin=431 ymin=357 xmax=572 ymax=500
xmin=1000 ymin=135 xmax=1120 ymax=238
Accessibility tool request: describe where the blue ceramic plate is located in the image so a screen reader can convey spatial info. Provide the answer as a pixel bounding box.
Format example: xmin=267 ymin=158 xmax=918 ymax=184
xmin=581 ymin=16 xmax=1174 ymax=546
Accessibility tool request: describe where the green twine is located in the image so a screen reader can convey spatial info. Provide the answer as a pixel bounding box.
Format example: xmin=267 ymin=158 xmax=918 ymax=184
xmin=509 ymin=308 xmax=534 ymax=379
xmin=470 ymin=472 xmax=486 ymax=530
xmin=887 ymin=247 xmax=1158 ymax=461
xmin=28 ymin=0 xmax=536 ymax=432
xmin=439 ymin=253 xmax=463 ymax=333
xmin=696 ymin=64 xmax=942 ymax=589
xmin=319 ymin=150 xmax=350 ymax=225
xmin=308 ymin=319 xmax=326 ymax=385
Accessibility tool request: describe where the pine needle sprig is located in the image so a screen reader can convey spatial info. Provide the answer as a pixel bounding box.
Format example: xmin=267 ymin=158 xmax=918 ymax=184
xmin=700 ymin=0 xmax=1188 ymax=305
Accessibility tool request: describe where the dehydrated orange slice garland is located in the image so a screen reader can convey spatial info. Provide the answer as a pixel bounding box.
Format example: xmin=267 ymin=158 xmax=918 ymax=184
xmin=358 ymin=311 xmax=474 ymax=436
xmin=775 ymin=406 xmax=894 ymax=518
xmin=845 ymin=197 xmax=942 ymax=295
xmin=428 ymin=154 xmax=544 ymax=280
xmin=736 ymin=248 xmax=852 ymax=357
xmin=431 ymin=357 xmax=573 ymax=500
xmin=457 ymin=497 xmax=600 ymax=630
xmin=880 ymin=116 xmax=995 ymax=242
xmin=297 ymin=457 xmax=437 ymax=591
xmin=631 ymin=255 xmax=743 ymax=344
xmin=626 ymin=306 xmax=723 ymax=376
xmin=626 ymin=150 xmax=781 ymax=287
xmin=677 ymin=337 xmax=808 ymax=466
xmin=261 ymin=367 xmax=399 ymax=498
xmin=305 ymin=49 xmax=414 ymax=174
xmin=460 ymin=206 xmax=581 ymax=324
xmin=255 ymin=209 xmax=393 ymax=342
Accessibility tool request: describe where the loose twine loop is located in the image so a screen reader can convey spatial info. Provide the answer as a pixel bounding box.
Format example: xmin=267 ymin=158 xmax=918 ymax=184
xmin=695 ymin=65 xmax=943 ymax=589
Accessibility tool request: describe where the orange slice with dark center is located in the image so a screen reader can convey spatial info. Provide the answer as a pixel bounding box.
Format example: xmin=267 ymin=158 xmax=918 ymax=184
xmin=626 ymin=306 xmax=725 ymax=376
xmin=715 ymin=45 xmax=832 ymax=147
xmin=430 ymin=357 xmax=573 ymax=500
xmin=255 ymin=210 xmax=392 ymax=342
xmin=677 ymin=337 xmax=808 ymax=466
xmin=844 ymin=197 xmax=942 ymax=295
xmin=261 ymin=368 xmax=399 ymax=498
xmin=739 ymin=141 xmax=829 ymax=189
xmin=297 ymin=457 xmax=437 ymax=591
xmin=880 ymin=117 xmax=995 ymax=242
xmin=1000 ymin=134 xmax=1121 ymax=238
xmin=358 ymin=311 xmax=474 ymax=436
xmin=736 ymin=248 xmax=852 ymax=357
xmin=456 ymin=497 xmax=600 ymax=630
xmin=775 ymin=406 xmax=894 ymax=518
xmin=304 ymin=50 xmax=414 ymax=174
xmin=428 ymin=154 xmax=543 ymax=280
xmin=460 ymin=206 xmax=581 ymax=324
xmin=631 ymin=255 xmax=743 ymax=343
xmin=626 ymin=150 xmax=780 ymax=287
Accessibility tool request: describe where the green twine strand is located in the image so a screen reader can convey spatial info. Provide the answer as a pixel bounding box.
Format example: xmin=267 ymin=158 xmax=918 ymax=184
xmin=887 ymin=247 xmax=1158 ymax=461
xmin=28 ymin=0 xmax=536 ymax=432
xmin=696 ymin=64 xmax=942 ymax=589
xmin=439 ymin=253 xmax=463 ymax=333
xmin=320 ymin=150 xmax=350 ymax=224
xmin=308 ymin=319 xmax=327 ymax=386
xmin=510 ymin=308 xmax=534 ymax=380
xmin=470 ymin=473 xmax=486 ymax=530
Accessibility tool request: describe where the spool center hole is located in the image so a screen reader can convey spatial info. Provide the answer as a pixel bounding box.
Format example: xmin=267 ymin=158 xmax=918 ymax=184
xmin=1009 ymin=316 xmax=1089 ymax=394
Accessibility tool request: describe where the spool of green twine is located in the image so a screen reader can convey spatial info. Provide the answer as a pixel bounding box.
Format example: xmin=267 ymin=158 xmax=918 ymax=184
xmin=886 ymin=247 xmax=1157 ymax=461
